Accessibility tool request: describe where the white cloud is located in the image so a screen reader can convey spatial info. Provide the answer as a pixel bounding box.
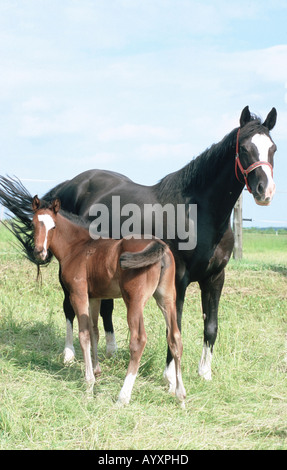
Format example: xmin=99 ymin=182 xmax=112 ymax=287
xmin=97 ymin=124 xmax=180 ymax=142
xmin=139 ymin=142 xmax=194 ymax=161
xmin=18 ymin=104 xmax=104 ymax=137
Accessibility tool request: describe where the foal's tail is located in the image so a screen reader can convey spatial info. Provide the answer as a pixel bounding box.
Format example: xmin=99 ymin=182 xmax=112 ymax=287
xmin=0 ymin=175 xmax=52 ymax=266
xmin=119 ymin=240 xmax=167 ymax=270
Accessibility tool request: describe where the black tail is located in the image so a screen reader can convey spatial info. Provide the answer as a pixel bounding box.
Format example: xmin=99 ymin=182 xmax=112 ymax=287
xmin=119 ymin=240 xmax=167 ymax=270
xmin=0 ymin=175 xmax=52 ymax=266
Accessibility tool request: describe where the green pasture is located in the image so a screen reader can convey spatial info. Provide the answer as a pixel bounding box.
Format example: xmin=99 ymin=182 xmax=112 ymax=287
xmin=0 ymin=225 xmax=286 ymax=450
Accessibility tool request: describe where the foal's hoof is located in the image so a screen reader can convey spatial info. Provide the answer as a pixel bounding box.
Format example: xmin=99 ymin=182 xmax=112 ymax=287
xmin=117 ymin=390 xmax=131 ymax=406
xmin=116 ymin=396 xmax=130 ymax=407
xmin=94 ymin=363 xmax=102 ymax=377
xmin=85 ymin=381 xmax=95 ymax=399
xmin=176 ymin=388 xmax=186 ymax=406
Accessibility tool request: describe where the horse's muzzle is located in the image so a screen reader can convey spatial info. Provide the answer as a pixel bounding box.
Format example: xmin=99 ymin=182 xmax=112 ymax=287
xmin=253 ymin=181 xmax=276 ymax=206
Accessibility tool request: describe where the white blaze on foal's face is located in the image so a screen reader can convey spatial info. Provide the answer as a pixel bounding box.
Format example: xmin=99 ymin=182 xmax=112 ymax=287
xmin=251 ymin=133 xmax=276 ymax=202
xmin=37 ymin=214 xmax=55 ymax=256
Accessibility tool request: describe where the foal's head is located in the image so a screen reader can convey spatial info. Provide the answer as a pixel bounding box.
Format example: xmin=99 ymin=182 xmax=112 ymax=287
xmin=32 ymin=195 xmax=60 ymax=261
xmin=236 ymin=106 xmax=277 ymax=206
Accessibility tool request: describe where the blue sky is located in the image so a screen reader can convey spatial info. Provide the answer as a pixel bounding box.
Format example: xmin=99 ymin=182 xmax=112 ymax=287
xmin=1 ymin=0 xmax=287 ymax=226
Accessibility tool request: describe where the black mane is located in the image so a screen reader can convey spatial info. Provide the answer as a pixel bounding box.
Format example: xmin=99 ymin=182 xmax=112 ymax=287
xmin=157 ymin=114 xmax=264 ymax=200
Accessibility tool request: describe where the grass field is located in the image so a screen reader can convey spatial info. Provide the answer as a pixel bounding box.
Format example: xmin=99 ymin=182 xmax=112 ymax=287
xmin=0 ymin=225 xmax=286 ymax=450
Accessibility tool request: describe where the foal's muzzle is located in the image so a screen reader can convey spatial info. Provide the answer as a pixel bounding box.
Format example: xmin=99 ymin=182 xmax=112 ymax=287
xmin=34 ymin=247 xmax=47 ymax=261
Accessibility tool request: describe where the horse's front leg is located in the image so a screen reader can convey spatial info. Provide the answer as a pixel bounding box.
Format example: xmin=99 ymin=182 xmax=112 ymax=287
xmin=198 ymin=269 xmax=225 ymax=380
xmin=63 ymin=291 xmax=76 ymax=364
xmin=100 ymin=299 xmax=117 ymax=357
xmin=59 ymin=269 xmax=76 ymax=364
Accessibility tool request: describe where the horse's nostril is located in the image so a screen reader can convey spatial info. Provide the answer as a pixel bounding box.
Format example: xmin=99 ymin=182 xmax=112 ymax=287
xmin=257 ymin=182 xmax=265 ymax=195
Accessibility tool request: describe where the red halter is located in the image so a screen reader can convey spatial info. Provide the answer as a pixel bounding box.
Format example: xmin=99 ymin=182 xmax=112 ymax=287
xmin=235 ymin=128 xmax=274 ymax=193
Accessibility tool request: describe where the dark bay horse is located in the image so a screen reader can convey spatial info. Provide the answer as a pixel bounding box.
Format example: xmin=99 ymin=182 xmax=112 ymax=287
xmin=0 ymin=106 xmax=277 ymax=386
xmin=31 ymin=195 xmax=186 ymax=405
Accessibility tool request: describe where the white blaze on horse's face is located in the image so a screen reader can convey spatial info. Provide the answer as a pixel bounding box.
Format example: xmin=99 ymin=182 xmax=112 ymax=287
xmin=251 ymin=133 xmax=276 ymax=205
xmin=37 ymin=214 xmax=55 ymax=259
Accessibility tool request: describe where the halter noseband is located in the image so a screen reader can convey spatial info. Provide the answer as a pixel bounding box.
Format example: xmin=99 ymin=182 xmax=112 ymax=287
xmin=235 ymin=128 xmax=273 ymax=193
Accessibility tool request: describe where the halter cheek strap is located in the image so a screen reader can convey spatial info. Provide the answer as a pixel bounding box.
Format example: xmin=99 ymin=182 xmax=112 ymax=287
xmin=235 ymin=128 xmax=274 ymax=193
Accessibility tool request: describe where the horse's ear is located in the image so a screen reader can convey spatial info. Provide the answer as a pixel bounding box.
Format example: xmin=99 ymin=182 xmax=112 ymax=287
xmin=52 ymin=198 xmax=61 ymax=213
xmin=32 ymin=195 xmax=40 ymax=212
xmin=239 ymin=106 xmax=251 ymax=128
xmin=263 ymin=107 xmax=277 ymax=131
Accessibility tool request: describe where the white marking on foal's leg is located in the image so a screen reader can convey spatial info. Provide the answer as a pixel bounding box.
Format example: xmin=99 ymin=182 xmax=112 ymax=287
xmin=198 ymin=343 xmax=213 ymax=381
xmin=175 ymin=367 xmax=186 ymax=408
xmin=117 ymin=372 xmax=137 ymax=405
xmin=63 ymin=319 xmax=75 ymax=364
xmin=163 ymin=359 xmax=176 ymax=394
xmin=105 ymin=331 xmax=118 ymax=358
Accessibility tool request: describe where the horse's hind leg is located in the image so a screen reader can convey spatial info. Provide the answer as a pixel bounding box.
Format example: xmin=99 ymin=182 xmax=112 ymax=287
xmin=117 ymin=301 xmax=147 ymax=405
xmin=198 ymin=269 xmax=225 ymax=380
xmin=100 ymin=299 xmax=117 ymax=357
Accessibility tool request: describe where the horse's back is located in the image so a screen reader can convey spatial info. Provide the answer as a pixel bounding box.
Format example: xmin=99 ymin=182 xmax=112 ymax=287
xmin=44 ymin=169 xmax=157 ymax=217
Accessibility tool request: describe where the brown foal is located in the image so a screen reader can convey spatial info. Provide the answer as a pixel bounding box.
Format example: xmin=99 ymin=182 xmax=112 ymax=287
xmin=31 ymin=196 xmax=186 ymax=405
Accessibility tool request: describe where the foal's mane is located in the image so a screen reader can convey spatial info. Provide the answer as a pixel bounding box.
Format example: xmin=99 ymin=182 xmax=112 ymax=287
xmin=157 ymin=114 xmax=264 ymax=200
xmin=37 ymin=198 xmax=90 ymax=230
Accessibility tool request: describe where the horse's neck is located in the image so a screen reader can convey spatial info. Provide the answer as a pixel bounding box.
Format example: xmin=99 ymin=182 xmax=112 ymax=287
xmin=50 ymin=213 xmax=89 ymax=262
xmin=167 ymin=131 xmax=242 ymax=224
xmin=203 ymin=157 xmax=243 ymax=224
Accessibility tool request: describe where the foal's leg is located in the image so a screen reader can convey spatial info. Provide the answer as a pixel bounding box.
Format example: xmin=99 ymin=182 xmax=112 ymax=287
xmin=163 ymin=277 xmax=187 ymax=392
xmin=117 ymin=301 xmax=147 ymax=405
xmin=198 ymin=269 xmax=225 ymax=380
xmin=100 ymin=299 xmax=117 ymax=357
xmin=89 ymin=298 xmax=102 ymax=377
xmin=166 ymin=314 xmax=186 ymax=404
xmin=69 ymin=293 xmax=95 ymax=390
xmin=154 ymin=290 xmax=186 ymax=404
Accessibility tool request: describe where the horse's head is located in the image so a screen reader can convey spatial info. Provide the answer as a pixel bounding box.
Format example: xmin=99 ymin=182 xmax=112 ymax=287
xmin=32 ymin=195 xmax=60 ymax=261
xmin=236 ymin=106 xmax=277 ymax=206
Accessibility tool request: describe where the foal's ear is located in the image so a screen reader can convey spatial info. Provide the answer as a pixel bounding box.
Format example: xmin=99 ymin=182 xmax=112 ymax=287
xmin=32 ymin=195 xmax=41 ymax=212
xmin=239 ymin=106 xmax=251 ymax=128
xmin=52 ymin=198 xmax=61 ymax=213
xmin=263 ymin=107 xmax=277 ymax=131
